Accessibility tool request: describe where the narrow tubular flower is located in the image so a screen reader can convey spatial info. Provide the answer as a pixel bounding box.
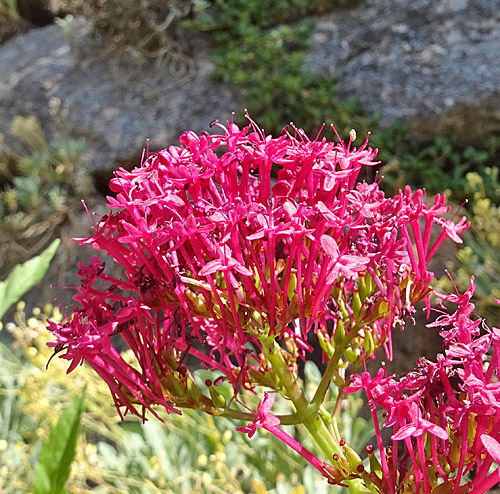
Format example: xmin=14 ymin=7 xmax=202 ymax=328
xmin=237 ymin=393 xmax=339 ymax=482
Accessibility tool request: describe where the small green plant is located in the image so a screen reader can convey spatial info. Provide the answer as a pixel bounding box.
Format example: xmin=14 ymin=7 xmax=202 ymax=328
xmin=33 ymin=392 xmax=85 ymax=494
xmin=0 ymin=116 xmax=92 ymax=277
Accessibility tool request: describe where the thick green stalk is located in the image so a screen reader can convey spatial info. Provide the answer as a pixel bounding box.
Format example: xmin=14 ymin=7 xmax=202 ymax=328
xmin=261 ymin=337 xmax=367 ymax=485
xmin=262 ymin=339 xmax=345 ymax=459
xmin=298 ymin=414 xmax=345 ymax=460
xmin=263 ymin=339 xmax=310 ymax=412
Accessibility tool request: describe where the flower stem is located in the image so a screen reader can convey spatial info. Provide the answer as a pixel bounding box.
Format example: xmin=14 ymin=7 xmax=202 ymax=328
xmin=263 ymin=339 xmax=345 ymax=460
xmin=263 ymin=339 xmax=310 ymax=410
xmin=262 ymin=336 xmax=365 ymax=480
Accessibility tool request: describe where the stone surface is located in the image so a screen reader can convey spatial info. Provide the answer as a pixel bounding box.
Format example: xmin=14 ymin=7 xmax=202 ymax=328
xmin=3 ymin=1 xmax=500 ymax=175
xmin=0 ymin=18 xmax=240 ymax=174
xmin=305 ymin=0 xmax=500 ymax=142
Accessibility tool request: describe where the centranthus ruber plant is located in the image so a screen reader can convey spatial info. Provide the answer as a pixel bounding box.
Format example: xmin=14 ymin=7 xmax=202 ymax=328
xmin=46 ymin=113 xmax=500 ymax=493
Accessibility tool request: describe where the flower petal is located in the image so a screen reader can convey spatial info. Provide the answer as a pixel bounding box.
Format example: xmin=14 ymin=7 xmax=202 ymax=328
xmin=481 ymin=434 xmax=500 ymax=464
xmin=321 ymin=235 xmax=340 ymax=259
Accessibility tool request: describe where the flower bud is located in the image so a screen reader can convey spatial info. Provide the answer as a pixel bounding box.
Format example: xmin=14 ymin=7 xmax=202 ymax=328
xmin=358 ymin=275 xmax=370 ymax=302
xmin=344 ymin=348 xmax=358 ymax=364
xmin=318 ymin=330 xmax=335 ymax=358
xmin=352 ymin=290 xmax=362 ymax=316
xmin=186 ymin=376 xmax=202 ymax=401
xmin=323 ymin=463 xmax=344 ymax=484
xmin=207 ymin=381 xmax=226 ymax=409
xmin=333 ymin=319 xmax=345 ymax=345
xmin=287 ymin=273 xmax=297 ymax=300
xmin=363 ymin=330 xmax=375 ymax=356
xmin=339 ymin=299 xmax=350 ymax=320
xmin=185 ymin=289 xmax=207 ymax=314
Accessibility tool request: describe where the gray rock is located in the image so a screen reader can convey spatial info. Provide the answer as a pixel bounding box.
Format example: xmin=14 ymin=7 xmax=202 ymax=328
xmin=0 ymin=18 xmax=240 ymax=174
xmin=305 ymin=0 xmax=500 ymax=142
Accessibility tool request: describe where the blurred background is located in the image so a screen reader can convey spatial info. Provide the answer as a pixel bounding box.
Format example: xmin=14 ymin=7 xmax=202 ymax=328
xmin=1 ymin=0 xmax=500 ymax=492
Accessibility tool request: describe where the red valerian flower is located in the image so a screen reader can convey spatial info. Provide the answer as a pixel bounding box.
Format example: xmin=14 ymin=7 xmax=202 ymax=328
xmin=47 ymin=113 xmax=469 ymax=431
xmin=236 ymin=392 xmax=281 ymax=438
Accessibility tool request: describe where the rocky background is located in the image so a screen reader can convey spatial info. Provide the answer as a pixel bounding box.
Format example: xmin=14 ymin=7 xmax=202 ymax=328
xmin=306 ymin=0 xmax=500 ymax=143
xmin=2 ymin=0 xmax=500 ymax=176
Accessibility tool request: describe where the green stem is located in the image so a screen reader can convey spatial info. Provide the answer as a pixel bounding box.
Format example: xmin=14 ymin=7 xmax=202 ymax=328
xmin=299 ymin=414 xmax=345 ymax=460
xmin=263 ymin=339 xmax=310 ymax=412
xmin=260 ymin=337 xmax=368 ymax=483
xmin=311 ymin=320 xmax=365 ymax=410
xmin=262 ymin=339 xmax=345 ymax=462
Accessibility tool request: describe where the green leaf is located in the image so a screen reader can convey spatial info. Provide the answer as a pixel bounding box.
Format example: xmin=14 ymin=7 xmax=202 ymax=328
xmin=0 ymin=238 xmax=60 ymax=320
xmin=304 ymin=360 xmax=322 ymax=387
xmin=33 ymin=391 xmax=85 ymax=494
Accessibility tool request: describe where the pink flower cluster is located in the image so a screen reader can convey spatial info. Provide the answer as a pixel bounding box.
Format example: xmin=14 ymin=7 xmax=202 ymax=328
xmin=346 ymin=282 xmax=500 ymax=494
xmin=47 ymin=115 xmax=469 ymax=422
xmin=45 ymin=113 xmax=484 ymax=494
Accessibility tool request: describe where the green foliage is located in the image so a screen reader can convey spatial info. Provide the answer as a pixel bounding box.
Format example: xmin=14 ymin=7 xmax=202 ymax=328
xmin=0 ymin=0 xmax=17 ymax=19
xmin=380 ymin=134 xmax=500 ymax=204
xmin=0 ymin=115 xmax=91 ymax=277
xmin=0 ymin=0 xmax=19 ymax=43
xmin=33 ymin=392 xmax=85 ymax=494
xmin=0 ymin=338 xmax=37 ymax=494
xmin=192 ymin=0 xmax=358 ymax=33
xmin=97 ymin=409 xmax=326 ymax=494
xmin=189 ymin=0 xmax=371 ymax=136
xmin=464 ymin=163 xmax=500 ymax=206
xmin=0 ymin=116 xmax=91 ymax=218
xmin=0 ymin=238 xmax=60 ymax=321
xmin=0 ymin=303 xmax=122 ymax=494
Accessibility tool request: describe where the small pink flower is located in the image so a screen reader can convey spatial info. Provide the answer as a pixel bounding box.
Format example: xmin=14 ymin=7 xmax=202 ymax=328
xmin=481 ymin=435 xmax=500 ymax=464
xmin=321 ymin=235 xmax=370 ymax=280
xmin=236 ymin=392 xmax=280 ymax=438
xmin=390 ymin=402 xmax=448 ymax=441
